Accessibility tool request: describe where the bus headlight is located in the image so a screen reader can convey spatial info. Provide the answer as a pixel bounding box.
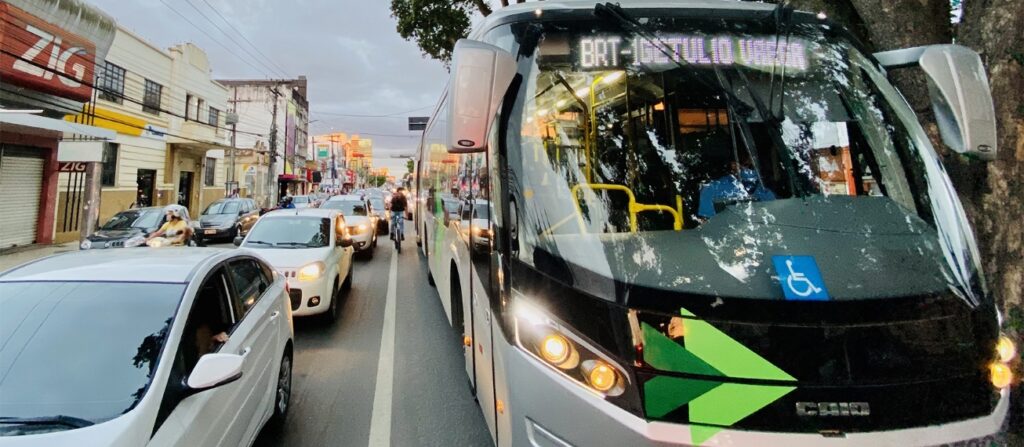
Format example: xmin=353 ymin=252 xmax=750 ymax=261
xmin=996 ymin=335 xmax=1016 ymax=363
xmin=989 ymin=362 xmax=1013 ymax=389
xmin=298 ymin=261 xmax=325 ymax=281
xmin=515 ymin=300 xmax=628 ymax=397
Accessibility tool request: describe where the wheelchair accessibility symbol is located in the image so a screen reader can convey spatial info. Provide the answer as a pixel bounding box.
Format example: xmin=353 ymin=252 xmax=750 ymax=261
xmin=772 ymin=255 xmax=830 ymax=301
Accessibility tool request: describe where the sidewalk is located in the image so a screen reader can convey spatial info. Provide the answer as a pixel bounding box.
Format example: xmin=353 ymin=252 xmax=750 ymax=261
xmin=0 ymin=242 xmax=79 ymax=272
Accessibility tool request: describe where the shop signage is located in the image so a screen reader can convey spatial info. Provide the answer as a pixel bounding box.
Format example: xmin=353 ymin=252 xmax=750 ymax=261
xmin=0 ymin=3 xmax=96 ymax=102
xmin=58 ymin=161 xmax=88 ymax=172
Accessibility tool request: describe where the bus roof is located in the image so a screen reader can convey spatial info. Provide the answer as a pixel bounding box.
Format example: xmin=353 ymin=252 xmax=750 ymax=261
xmin=473 ymin=0 xmax=776 ymax=37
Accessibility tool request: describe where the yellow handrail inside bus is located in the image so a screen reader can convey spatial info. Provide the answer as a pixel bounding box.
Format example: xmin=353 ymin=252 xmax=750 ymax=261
xmin=571 ymin=183 xmax=683 ymax=232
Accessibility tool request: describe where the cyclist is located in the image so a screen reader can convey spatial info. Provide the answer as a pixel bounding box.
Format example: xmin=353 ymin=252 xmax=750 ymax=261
xmin=389 ymin=187 xmax=408 ymax=250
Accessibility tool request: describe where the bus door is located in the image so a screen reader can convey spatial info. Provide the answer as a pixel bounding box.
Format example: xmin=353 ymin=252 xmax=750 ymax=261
xmin=464 ymin=152 xmax=499 ymax=441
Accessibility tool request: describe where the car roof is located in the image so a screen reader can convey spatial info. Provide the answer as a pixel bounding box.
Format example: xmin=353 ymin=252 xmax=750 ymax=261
xmin=264 ymin=208 xmax=339 ymax=219
xmin=0 ymin=248 xmax=234 ymax=284
xmin=328 ymin=195 xmax=364 ymax=201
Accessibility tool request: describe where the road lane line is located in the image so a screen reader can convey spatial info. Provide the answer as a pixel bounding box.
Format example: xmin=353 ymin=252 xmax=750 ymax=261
xmin=369 ymin=249 xmax=398 ymax=446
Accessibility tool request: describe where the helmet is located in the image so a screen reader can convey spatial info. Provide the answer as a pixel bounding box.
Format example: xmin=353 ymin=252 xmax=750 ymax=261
xmin=163 ymin=204 xmax=190 ymax=221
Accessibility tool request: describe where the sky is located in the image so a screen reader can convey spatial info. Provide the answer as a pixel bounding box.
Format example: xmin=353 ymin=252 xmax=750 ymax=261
xmin=86 ymin=0 xmax=452 ymax=175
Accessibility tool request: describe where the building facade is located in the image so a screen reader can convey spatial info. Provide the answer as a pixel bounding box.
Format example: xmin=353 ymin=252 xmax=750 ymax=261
xmin=57 ymin=28 xmax=231 ymax=242
xmin=0 ymin=0 xmax=116 ymax=249
xmin=219 ymin=77 xmax=309 ymax=206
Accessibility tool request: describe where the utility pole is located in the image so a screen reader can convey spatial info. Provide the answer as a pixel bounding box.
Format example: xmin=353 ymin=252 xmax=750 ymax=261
xmin=228 ymin=88 xmax=238 ymax=195
xmin=267 ymin=85 xmax=281 ymax=207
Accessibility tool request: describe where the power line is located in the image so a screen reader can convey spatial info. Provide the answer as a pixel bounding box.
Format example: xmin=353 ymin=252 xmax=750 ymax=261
xmin=182 ymin=0 xmax=287 ymax=78
xmin=0 ymin=43 xmax=265 ymax=137
xmin=156 ymin=0 xmax=273 ymax=78
xmin=310 ymin=105 xmax=434 ymax=118
xmin=198 ymin=0 xmax=291 ymax=77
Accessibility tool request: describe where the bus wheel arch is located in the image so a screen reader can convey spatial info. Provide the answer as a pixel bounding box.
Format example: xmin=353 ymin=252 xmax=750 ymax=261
xmin=449 ymin=263 xmax=465 ymax=339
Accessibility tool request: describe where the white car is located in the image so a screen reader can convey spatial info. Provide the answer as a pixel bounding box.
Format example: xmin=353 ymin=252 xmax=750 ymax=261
xmin=290 ymin=195 xmax=314 ymax=209
xmin=235 ymin=209 xmax=354 ymax=321
xmin=319 ymin=195 xmax=378 ymax=258
xmin=0 ymin=248 xmax=294 ymax=447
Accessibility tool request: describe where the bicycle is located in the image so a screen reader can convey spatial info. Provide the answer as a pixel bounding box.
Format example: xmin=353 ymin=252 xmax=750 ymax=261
xmin=390 ymin=212 xmax=405 ymax=252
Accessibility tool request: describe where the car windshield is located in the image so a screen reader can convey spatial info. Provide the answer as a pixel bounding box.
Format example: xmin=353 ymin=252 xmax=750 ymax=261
xmin=293 ymin=196 xmax=309 ymax=204
xmin=244 ymin=217 xmax=331 ymax=248
xmin=501 ymin=17 xmax=985 ymax=303
xmin=203 ymin=201 xmax=240 ymax=215
xmin=370 ymin=198 xmax=385 ymax=210
xmin=99 ymin=210 xmax=162 ymax=231
xmin=322 ymin=200 xmax=367 ymax=216
xmin=0 ymin=282 xmax=182 ymax=432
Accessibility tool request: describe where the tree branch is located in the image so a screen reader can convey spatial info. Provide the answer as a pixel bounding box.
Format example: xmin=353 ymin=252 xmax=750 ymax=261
xmin=471 ymin=0 xmax=493 ymax=16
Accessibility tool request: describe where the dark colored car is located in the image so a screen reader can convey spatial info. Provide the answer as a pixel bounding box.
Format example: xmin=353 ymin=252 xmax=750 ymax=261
xmin=368 ymin=197 xmax=389 ymax=235
xmin=198 ymin=198 xmax=260 ymax=241
xmin=82 ymin=207 xmax=203 ymax=249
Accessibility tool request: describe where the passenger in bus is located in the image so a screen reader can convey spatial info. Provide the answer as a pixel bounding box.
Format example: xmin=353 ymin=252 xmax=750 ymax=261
xmin=697 ymin=153 xmax=776 ymax=218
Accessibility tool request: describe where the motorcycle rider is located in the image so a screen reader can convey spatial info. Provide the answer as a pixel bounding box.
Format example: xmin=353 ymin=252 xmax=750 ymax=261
xmin=146 ymin=205 xmax=193 ymax=246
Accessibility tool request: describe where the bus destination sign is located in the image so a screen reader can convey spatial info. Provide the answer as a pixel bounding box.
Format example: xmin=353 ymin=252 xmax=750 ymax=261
xmin=579 ymin=35 xmax=809 ymax=72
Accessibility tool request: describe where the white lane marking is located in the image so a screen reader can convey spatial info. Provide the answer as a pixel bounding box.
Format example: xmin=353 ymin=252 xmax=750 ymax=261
xmin=369 ymin=249 xmax=398 ymax=446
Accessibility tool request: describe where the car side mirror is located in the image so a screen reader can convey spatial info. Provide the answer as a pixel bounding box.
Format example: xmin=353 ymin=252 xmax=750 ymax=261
xmin=238 ymin=210 xmax=246 ymax=216
xmin=186 ymin=353 xmax=243 ymax=393
xmin=233 ymin=236 xmax=243 ymax=247
xmin=874 ymin=44 xmax=997 ymax=161
xmin=337 ymin=235 xmax=353 ymax=248
xmin=447 ymin=39 xmax=517 ymax=154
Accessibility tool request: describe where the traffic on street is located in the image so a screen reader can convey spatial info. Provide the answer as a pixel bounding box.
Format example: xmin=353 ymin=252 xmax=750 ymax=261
xmin=1 ymin=0 xmax=1021 ymax=446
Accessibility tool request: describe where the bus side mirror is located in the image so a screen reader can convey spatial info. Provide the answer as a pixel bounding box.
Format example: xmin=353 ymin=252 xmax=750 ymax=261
xmin=447 ymin=39 xmax=516 ymax=154
xmin=875 ymin=45 xmax=997 ymax=161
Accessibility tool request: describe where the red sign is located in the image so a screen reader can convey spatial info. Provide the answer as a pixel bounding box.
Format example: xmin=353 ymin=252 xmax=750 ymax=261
xmin=58 ymin=162 xmax=87 ymax=172
xmin=0 ymin=3 xmax=96 ymax=102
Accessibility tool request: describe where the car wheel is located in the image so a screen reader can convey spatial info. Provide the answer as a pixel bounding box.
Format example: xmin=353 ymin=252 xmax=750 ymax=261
xmin=342 ymin=264 xmax=353 ymax=292
xmin=267 ymin=347 xmax=293 ymax=428
xmin=323 ymin=278 xmax=340 ymax=323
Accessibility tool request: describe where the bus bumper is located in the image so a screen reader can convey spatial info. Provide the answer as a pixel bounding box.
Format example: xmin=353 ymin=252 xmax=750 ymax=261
xmin=502 ymin=343 xmax=1010 ymax=447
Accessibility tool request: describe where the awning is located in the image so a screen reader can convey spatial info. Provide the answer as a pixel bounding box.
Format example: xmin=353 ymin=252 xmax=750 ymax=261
xmin=0 ymin=112 xmax=115 ymax=140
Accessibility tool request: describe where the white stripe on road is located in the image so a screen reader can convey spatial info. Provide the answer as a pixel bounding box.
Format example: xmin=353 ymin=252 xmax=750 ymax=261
xmin=369 ymin=248 xmax=398 ymax=446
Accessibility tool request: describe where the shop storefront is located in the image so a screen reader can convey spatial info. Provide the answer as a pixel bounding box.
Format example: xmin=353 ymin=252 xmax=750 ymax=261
xmin=0 ymin=0 xmax=116 ymax=249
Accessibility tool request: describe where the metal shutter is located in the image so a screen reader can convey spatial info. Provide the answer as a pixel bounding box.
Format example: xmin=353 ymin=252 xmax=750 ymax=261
xmin=0 ymin=153 xmax=44 ymax=248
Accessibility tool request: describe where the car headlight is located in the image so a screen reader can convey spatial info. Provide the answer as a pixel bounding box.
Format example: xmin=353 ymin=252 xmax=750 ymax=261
xmin=990 ymin=334 xmax=1018 ymax=389
xmin=80 ymin=239 xmax=92 ymax=250
xmin=514 ymin=299 xmax=629 ymax=397
xmin=349 ymin=224 xmax=367 ymax=234
xmin=297 ymin=261 xmax=326 ymax=281
xmin=124 ymin=235 xmax=146 ymax=248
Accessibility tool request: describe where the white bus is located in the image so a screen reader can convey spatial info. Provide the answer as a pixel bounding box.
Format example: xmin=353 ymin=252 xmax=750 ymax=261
xmin=415 ymin=1 xmax=1012 ymax=445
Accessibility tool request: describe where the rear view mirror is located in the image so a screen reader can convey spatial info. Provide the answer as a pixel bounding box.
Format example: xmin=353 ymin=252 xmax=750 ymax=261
xmin=875 ymin=45 xmax=997 ymax=161
xmin=447 ymin=39 xmax=517 ymax=153
xmin=187 ymin=353 xmax=243 ymax=392
xmin=337 ymin=234 xmax=353 ymax=248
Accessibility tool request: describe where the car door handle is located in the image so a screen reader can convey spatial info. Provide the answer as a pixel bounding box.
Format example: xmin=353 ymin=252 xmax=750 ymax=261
xmin=269 ymin=311 xmax=281 ymax=322
xmin=239 ymin=347 xmax=252 ymax=357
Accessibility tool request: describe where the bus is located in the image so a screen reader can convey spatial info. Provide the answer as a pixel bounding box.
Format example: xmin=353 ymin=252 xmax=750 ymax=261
xmin=415 ymin=1 xmax=1012 ymax=445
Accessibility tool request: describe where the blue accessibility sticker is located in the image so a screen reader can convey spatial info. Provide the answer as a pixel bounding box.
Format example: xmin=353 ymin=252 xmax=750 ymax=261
xmin=772 ymin=255 xmax=830 ymax=301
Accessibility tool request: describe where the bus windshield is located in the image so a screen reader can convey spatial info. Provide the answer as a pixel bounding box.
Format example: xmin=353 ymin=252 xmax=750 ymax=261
xmin=504 ymin=17 xmax=985 ymax=303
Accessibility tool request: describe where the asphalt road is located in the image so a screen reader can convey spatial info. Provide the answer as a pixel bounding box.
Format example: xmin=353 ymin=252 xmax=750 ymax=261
xmin=210 ymin=234 xmax=492 ymax=447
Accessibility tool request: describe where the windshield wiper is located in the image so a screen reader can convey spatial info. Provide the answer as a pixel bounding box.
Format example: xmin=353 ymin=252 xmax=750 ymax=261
xmin=244 ymin=240 xmax=276 ymax=246
xmin=0 ymin=416 xmax=95 ymax=428
xmin=274 ymin=242 xmax=314 ymax=248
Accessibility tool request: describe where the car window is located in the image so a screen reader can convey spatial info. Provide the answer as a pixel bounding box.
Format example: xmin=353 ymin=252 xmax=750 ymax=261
xmin=228 ymin=259 xmax=270 ymax=316
xmin=180 ymin=269 xmax=236 ymax=373
xmin=0 ymin=282 xmax=183 ymax=430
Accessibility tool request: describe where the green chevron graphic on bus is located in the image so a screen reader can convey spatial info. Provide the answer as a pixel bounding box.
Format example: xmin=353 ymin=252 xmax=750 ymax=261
xmin=641 ymin=308 xmax=797 ymax=446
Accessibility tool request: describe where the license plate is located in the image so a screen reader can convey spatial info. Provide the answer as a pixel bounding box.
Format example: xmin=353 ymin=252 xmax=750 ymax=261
xmin=204 ymin=229 xmax=217 ymax=235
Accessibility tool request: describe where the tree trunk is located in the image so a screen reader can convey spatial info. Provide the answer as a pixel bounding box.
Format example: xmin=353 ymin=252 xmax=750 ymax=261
xmin=471 ymin=0 xmax=493 ymax=16
xmin=957 ymin=0 xmax=1024 ymax=310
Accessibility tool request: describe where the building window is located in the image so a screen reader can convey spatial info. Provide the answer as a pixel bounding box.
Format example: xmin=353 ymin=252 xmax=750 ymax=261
xmin=101 ymin=143 xmax=118 ymax=187
xmin=208 ymin=107 xmax=220 ymax=127
xmin=186 ymin=94 xmax=194 ymax=120
xmin=96 ymin=62 xmax=125 ymax=104
xmin=143 ymin=80 xmax=162 ymax=115
xmin=205 ymin=158 xmax=216 ymax=186
xmin=197 ymin=99 xmax=206 ymax=122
